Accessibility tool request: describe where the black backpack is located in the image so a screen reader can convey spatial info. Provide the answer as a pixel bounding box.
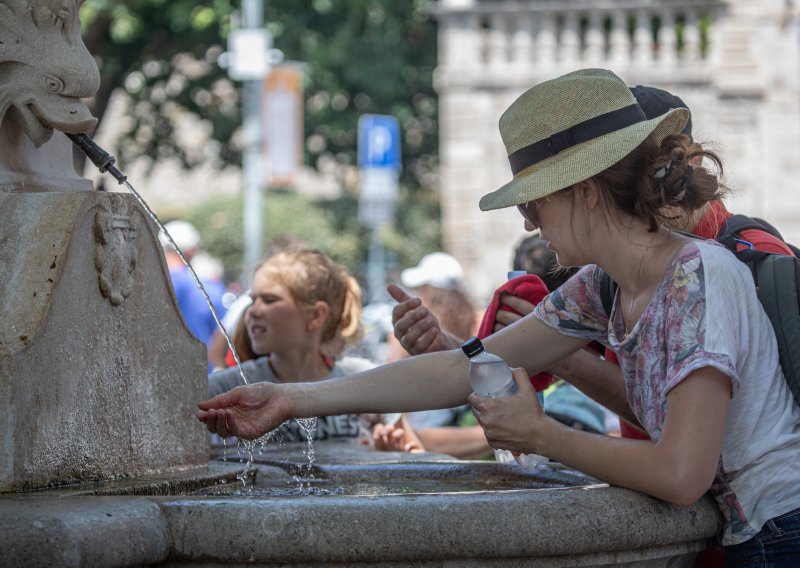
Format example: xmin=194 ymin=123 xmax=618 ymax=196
xmin=599 ymin=215 xmax=800 ymax=407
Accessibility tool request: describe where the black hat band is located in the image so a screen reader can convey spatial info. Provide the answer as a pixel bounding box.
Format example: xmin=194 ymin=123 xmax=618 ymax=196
xmin=508 ymin=103 xmax=648 ymax=175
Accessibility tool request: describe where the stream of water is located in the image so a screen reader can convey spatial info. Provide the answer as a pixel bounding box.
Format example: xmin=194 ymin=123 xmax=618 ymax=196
xmin=119 ymin=180 xmax=267 ymax=482
xmin=123 ymin=180 xmax=249 ymax=388
xmin=122 ymin=179 xmax=322 ymax=488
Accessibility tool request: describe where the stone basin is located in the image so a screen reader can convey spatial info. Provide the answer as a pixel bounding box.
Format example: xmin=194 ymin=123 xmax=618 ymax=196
xmin=198 ymin=455 xmax=599 ymax=497
xmin=1 ymin=443 xmax=723 ymax=567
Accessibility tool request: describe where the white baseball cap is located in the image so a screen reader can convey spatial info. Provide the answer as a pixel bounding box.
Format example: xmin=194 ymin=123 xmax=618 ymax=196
xmin=159 ymin=220 xmax=200 ymax=251
xmin=400 ymin=252 xmax=464 ymax=290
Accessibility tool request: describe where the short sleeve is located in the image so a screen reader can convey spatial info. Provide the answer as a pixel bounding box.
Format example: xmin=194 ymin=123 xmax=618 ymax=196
xmin=533 ymin=265 xmax=611 ymax=343
xmin=659 ymin=249 xmax=742 ymax=398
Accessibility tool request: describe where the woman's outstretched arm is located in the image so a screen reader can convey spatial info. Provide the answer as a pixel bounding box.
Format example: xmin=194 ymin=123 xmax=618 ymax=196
xmin=198 ymin=313 xmax=587 ymax=440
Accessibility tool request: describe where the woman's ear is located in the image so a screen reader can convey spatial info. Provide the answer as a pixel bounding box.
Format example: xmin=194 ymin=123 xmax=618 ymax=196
xmin=306 ymin=301 xmax=330 ymax=332
xmin=580 ymin=179 xmax=601 ymax=210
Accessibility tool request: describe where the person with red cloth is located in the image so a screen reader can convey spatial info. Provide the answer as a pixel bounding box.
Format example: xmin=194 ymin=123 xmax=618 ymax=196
xmin=376 ymin=238 xmax=588 ymax=457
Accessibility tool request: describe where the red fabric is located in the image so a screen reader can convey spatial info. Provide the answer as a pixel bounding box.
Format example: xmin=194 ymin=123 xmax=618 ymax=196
xmin=693 ymin=200 xmax=794 ymax=256
xmin=477 ymin=274 xmax=554 ymax=391
xmin=224 ymin=349 xmax=235 ymax=368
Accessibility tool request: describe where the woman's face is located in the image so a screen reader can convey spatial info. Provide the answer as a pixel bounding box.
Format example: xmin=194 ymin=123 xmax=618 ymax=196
xmin=518 ymin=188 xmax=588 ymax=267
xmin=245 ymin=268 xmax=312 ymax=356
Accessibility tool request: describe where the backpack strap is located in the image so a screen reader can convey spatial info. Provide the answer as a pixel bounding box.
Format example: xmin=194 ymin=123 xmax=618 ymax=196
xmin=718 ymin=214 xmax=784 ymax=253
xmin=747 ymin=216 xmax=800 ymax=258
xmin=599 ymin=269 xmax=618 ymax=318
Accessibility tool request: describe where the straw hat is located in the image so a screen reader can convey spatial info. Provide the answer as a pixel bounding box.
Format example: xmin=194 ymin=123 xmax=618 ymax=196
xmin=479 ymin=69 xmax=689 ymax=211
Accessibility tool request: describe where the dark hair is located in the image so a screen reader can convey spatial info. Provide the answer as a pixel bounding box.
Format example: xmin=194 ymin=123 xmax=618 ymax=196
xmin=593 ymin=133 xmax=727 ymax=232
xmin=512 ymin=235 xmax=578 ymax=292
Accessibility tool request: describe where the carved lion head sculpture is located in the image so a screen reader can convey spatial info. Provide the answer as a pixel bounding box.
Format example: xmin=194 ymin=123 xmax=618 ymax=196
xmin=0 ymin=0 xmax=100 ymax=146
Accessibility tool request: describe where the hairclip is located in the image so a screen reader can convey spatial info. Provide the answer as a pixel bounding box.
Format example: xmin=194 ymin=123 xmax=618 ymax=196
xmin=653 ymin=157 xmax=682 ymax=180
xmin=674 ymin=165 xmax=694 ymax=201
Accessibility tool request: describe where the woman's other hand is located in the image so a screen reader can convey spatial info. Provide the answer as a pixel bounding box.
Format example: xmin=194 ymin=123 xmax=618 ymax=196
xmin=197 ymin=382 xmax=292 ymax=440
xmin=468 ymin=367 xmax=548 ymax=455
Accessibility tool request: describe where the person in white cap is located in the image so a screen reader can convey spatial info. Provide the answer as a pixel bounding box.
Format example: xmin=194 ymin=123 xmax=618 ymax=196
xmin=399 ymin=252 xmax=464 ymax=290
xmin=199 ymin=69 xmax=800 ymax=561
xmin=160 ymin=220 xmax=227 ymax=357
xmin=381 ymin=252 xmax=478 ymax=450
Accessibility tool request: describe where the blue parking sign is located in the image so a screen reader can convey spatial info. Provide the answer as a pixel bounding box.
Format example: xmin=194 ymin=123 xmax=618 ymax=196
xmin=358 ymin=115 xmax=401 ymax=171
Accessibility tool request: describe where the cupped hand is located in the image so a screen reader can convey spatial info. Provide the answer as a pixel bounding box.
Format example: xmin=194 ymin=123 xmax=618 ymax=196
xmin=468 ymin=367 xmax=547 ymax=455
xmin=196 ymin=382 xmax=292 ymax=440
xmin=492 ymin=293 xmax=536 ymax=333
xmin=388 ymin=284 xmax=450 ymax=355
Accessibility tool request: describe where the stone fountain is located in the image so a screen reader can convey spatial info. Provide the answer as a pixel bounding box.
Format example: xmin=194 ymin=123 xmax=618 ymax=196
xmin=0 ymin=2 xmax=723 ymax=566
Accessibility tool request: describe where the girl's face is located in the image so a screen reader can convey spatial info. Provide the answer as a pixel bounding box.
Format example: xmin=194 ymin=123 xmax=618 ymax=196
xmin=245 ymin=268 xmax=312 ymax=356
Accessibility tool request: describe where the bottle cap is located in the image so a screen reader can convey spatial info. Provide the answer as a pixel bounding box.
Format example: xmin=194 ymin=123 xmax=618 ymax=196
xmin=461 ymin=337 xmax=484 ymax=358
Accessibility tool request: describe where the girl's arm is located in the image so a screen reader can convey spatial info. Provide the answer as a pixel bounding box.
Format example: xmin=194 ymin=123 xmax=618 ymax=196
xmin=198 ymin=314 xmax=587 ymax=440
xmin=475 ymin=366 xmax=731 ymax=506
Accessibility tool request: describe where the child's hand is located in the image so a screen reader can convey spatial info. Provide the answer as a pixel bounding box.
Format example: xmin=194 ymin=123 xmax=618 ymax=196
xmin=372 ymin=416 xmax=426 ymax=453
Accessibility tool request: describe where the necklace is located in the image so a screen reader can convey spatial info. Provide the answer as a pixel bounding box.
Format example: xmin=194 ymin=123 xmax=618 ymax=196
xmin=623 ymin=231 xmax=660 ymax=336
xmin=623 ymin=254 xmax=646 ymax=336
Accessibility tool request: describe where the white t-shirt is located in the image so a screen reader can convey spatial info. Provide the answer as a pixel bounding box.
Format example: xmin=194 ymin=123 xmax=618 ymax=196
xmin=534 ymin=239 xmax=800 ymax=545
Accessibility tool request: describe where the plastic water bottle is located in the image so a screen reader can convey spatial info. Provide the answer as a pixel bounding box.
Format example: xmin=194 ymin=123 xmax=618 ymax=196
xmin=461 ymin=336 xmax=548 ymax=469
xmin=462 ymin=337 xmax=517 ymax=398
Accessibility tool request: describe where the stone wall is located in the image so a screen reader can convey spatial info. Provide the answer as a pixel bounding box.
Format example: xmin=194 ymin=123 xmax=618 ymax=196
xmin=435 ymin=0 xmax=800 ymax=302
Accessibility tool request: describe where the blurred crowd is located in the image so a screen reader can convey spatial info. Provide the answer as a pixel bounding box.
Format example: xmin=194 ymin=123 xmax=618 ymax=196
xmin=160 ymin=217 xmax=615 ymax=460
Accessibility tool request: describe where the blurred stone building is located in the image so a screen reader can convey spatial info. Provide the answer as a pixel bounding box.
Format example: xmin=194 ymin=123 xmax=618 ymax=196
xmin=435 ymin=0 xmax=800 ymax=301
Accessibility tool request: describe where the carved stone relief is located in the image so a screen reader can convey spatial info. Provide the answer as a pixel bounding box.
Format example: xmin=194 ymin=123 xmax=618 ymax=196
xmin=94 ymin=200 xmax=139 ymax=306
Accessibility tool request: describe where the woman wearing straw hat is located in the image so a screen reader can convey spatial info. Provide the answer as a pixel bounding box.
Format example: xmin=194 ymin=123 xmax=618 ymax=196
xmin=199 ymin=69 xmax=800 ymax=563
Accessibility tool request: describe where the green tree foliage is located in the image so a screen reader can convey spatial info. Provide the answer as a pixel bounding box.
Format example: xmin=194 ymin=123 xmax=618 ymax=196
xmin=80 ymin=0 xmax=441 ymax=279
xmin=182 ymin=189 xmax=440 ymax=285
xmin=184 ymin=192 xmax=362 ymax=280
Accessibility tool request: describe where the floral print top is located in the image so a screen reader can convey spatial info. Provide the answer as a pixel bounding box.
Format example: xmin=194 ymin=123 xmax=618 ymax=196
xmin=534 ymin=239 xmax=800 ymax=545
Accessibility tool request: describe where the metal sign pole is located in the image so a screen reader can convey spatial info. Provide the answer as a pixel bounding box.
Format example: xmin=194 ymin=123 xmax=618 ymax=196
xmin=358 ymin=115 xmax=401 ymax=302
xmin=221 ymin=0 xmax=282 ymax=286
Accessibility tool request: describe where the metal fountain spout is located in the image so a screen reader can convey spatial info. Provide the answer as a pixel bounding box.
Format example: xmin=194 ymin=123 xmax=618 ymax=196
xmin=65 ymin=133 xmax=128 ymax=186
